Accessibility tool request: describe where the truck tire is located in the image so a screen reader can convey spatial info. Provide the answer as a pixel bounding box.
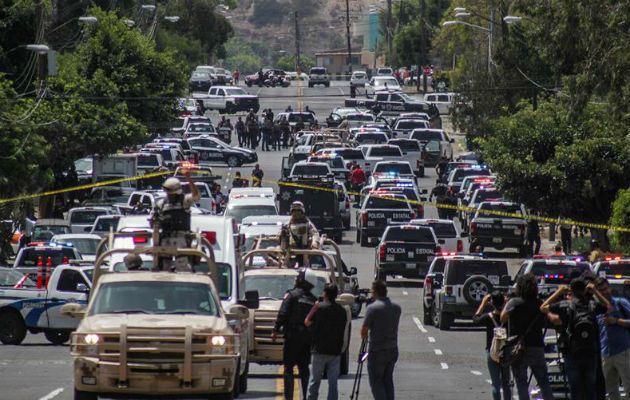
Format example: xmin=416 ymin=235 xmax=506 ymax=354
xmin=359 ymin=231 xmax=368 ymax=247
xmin=232 ymin=361 xmax=241 ymax=398
xmin=462 ymin=275 xmax=493 ymax=306
xmin=0 ymin=310 xmax=27 ymax=345
xmin=45 ymin=329 xmax=70 ymax=345
xmin=238 ymin=359 xmax=249 ymax=394
xmin=74 ymin=389 xmax=97 ymax=400
xmin=224 ymin=104 xmax=234 ymax=115
xmin=432 ymin=304 xmax=439 ymax=327
xmin=212 ymin=392 xmax=234 ymax=400
xmin=469 ymin=241 xmax=483 ymax=253
xmin=423 ymin=306 xmax=432 ymax=326
xmin=376 ymin=268 xmax=387 ymax=282
xmin=438 ymin=311 xmax=453 ymax=331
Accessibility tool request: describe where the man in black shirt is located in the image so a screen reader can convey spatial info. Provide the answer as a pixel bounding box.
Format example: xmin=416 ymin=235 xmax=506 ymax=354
xmin=501 ymin=273 xmax=554 ymax=400
xmin=473 ymin=291 xmax=511 ymax=400
xmin=541 ymin=278 xmax=612 ymax=400
xmin=304 ymin=284 xmax=348 ymax=400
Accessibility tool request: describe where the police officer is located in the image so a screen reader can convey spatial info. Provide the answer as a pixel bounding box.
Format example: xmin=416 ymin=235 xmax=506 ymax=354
xmin=281 ymin=201 xmax=320 ymax=266
xmin=232 ymin=171 xmax=247 ymax=188
xmin=150 ymin=170 xmax=200 ymax=270
xmin=272 ymin=268 xmax=318 ymax=400
xmin=124 ymin=253 xmax=143 ymax=270
xmin=429 ymin=183 xmax=449 ymax=219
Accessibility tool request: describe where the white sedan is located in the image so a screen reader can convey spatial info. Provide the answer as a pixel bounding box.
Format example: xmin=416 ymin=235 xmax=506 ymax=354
xmin=365 ymin=76 xmax=401 ymax=96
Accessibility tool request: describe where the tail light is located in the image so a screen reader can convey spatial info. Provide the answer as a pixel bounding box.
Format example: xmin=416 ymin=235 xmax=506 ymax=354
xmin=417 ymin=205 xmax=424 ymax=218
xmin=457 ymin=240 xmax=463 ymax=252
xmin=470 ymin=222 xmax=476 ymax=234
xmin=361 ymin=212 xmax=368 ymax=225
xmin=62 ymin=256 xmax=69 ymax=264
xmin=379 ymin=245 xmax=386 ymax=261
xmin=410 ymin=212 xmax=416 ymax=219
xmin=436 ymin=246 xmax=442 ymax=253
xmin=424 ymin=276 xmax=433 ymax=296
xmin=449 ymin=186 xmax=454 ymax=192
xmin=133 ymin=236 xmax=148 ymax=244
xmin=345 ymin=197 xmax=350 ymax=209
xmin=445 ymin=286 xmax=453 ymax=295
xmin=202 ymin=231 xmax=217 ymax=244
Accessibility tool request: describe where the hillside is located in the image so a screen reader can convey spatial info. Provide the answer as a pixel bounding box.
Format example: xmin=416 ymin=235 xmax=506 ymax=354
xmin=229 ymin=0 xmax=378 ymax=56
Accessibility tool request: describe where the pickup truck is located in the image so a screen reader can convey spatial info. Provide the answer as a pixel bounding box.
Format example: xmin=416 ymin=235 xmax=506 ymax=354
xmin=13 ymin=243 xmax=83 ymax=278
xmin=374 ymin=224 xmax=438 ymax=281
xmin=356 ymin=192 xmax=415 ymax=246
xmin=345 ymin=91 xmax=441 ymax=127
xmin=360 ymin=144 xmax=404 ymax=174
xmin=116 ymin=190 xmax=164 ymax=215
xmin=193 ymin=85 xmax=260 ymax=114
xmin=0 ymin=264 xmax=92 ymax=345
xmin=387 ymin=138 xmax=425 ymax=176
xmin=391 ymin=118 xmax=430 ymax=138
xmin=92 ymin=154 xmax=138 ymax=189
xmin=469 ymin=201 xmax=528 ymax=255
xmin=593 ymin=257 xmax=630 ymax=301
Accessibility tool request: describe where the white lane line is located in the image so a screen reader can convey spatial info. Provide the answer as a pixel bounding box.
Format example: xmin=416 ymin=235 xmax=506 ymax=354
xmin=39 ymin=388 xmax=64 ymax=400
xmin=428 ymin=336 xmax=435 ymax=343
xmin=485 ymin=379 xmax=492 ymax=384
xmin=440 ymin=362 xmax=449 ymax=370
xmin=412 ymin=316 xmax=428 ymax=333
xmin=402 ymin=290 xmax=409 ymax=295
xmin=434 ymin=349 xmax=443 ymax=355
xmin=471 ymin=370 xmax=482 ymax=376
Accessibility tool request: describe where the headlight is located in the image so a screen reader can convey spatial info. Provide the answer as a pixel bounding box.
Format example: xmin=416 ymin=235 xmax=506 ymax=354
xmin=211 ymin=335 xmax=226 ymax=346
xmin=84 ymin=334 xmax=100 ymax=345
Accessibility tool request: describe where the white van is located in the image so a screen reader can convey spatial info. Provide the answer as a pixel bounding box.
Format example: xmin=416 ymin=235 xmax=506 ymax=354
xmin=423 ymin=92 xmax=455 ymax=115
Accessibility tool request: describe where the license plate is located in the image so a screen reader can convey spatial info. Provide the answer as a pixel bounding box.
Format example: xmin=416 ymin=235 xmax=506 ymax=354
xmin=444 ymin=295 xmax=456 ymax=303
xmin=514 ymin=229 xmax=521 ymax=235
xmin=386 ymin=218 xmax=392 ymax=223
xmin=408 ymin=251 xmax=414 ymax=258
xmin=367 ymin=221 xmax=375 ymax=227
xmin=386 ymin=255 xmax=395 ymax=262
xmin=493 ymin=237 xmax=502 ymax=243
xmin=406 ymin=263 xmax=416 ymax=269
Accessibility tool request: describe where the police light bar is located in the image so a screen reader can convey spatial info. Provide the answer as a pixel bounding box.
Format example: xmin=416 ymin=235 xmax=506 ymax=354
xmin=543 ymin=273 xmax=565 ymax=280
xmin=180 ymin=161 xmax=197 ymax=169
xmin=604 ymin=255 xmax=624 ymax=261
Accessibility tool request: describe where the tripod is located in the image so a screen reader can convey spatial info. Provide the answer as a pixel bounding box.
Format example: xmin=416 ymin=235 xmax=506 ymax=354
xmin=350 ymin=338 xmax=369 ymax=400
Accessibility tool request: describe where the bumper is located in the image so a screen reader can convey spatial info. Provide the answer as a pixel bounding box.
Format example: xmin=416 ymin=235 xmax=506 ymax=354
xmin=377 ymin=261 xmax=431 ymax=278
xmin=472 ymin=235 xmax=525 ymax=249
xmin=309 ymin=79 xmax=330 ymax=85
xmin=361 ymin=227 xmax=386 ymax=243
xmin=440 ymin=302 xmax=475 ymax=316
xmin=73 ymin=356 xmax=237 ymax=395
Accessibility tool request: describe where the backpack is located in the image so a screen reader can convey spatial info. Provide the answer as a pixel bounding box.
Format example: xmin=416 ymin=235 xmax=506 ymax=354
xmin=567 ymin=300 xmax=598 ymax=354
xmin=489 ymin=313 xmax=507 ymax=364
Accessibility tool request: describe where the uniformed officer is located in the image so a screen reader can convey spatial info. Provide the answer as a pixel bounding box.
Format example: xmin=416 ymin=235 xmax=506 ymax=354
xmin=150 ymin=170 xmax=200 ymax=270
xmin=272 ymin=268 xmax=318 ymax=400
xmin=124 ymin=253 xmax=143 ymax=270
xmin=429 ymin=183 xmax=449 ymax=219
xmin=280 ymin=201 xmax=320 ymax=266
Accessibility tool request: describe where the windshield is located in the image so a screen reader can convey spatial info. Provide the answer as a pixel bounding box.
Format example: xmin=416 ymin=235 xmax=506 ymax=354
xmin=384 ymin=227 xmax=434 ymax=242
xmin=90 ymin=281 xmax=220 ymax=316
xmin=366 ymin=196 xmax=408 ymax=209
xmin=74 ymin=158 xmax=92 ymax=174
xmin=291 ymin=165 xmax=330 ymax=176
xmin=224 ymin=205 xmax=278 ymax=224
xmin=243 ymin=275 xmax=326 ymax=299
xmin=356 ymin=134 xmax=388 ymax=144
xmin=309 ymin=157 xmax=345 ymax=169
xmin=137 ymin=154 xmax=160 ymax=166
xmin=369 ymin=147 xmax=402 ymax=157
xmin=347 ymin=114 xmax=374 ymax=121
xmin=188 ymin=124 xmax=214 ymax=132
xmin=191 ymin=71 xmax=210 ymax=79
xmin=389 ymin=140 xmax=420 ymax=151
xmin=182 ymin=183 xmax=210 ymax=198
xmin=452 ymin=168 xmax=491 ymax=182
xmin=17 ymin=248 xmax=78 ymax=266
xmin=310 ymin=68 xmax=326 ymax=75
xmin=289 ymin=113 xmax=315 ymax=123
xmin=473 ymin=190 xmax=502 ymax=203
xmin=411 ymin=130 xmax=442 ymax=141
xmin=374 ymin=163 xmax=412 ymax=175
xmin=34 ymin=225 xmax=70 ymax=239
xmin=70 ymin=210 xmax=107 ymax=224
xmin=54 ymin=238 xmax=100 ymax=256
xmin=397 ymin=121 xmax=428 ymax=130
xmin=93 ymin=217 xmax=120 ymax=232
xmin=336 ymin=149 xmax=363 ymax=160
xmin=478 ymin=203 xmax=523 ymax=216
xmin=375 ymin=78 xmax=397 ymax=86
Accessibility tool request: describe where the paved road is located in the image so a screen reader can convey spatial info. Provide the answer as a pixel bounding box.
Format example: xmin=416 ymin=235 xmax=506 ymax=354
xmin=1 ymin=85 xmax=526 ymax=400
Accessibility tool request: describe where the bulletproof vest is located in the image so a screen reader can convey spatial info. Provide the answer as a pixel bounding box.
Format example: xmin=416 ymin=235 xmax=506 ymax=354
xmin=288 ymin=222 xmax=311 ymax=248
xmin=159 ymin=195 xmax=190 ymax=232
xmin=288 ymin=288 xmax=316 ymax=330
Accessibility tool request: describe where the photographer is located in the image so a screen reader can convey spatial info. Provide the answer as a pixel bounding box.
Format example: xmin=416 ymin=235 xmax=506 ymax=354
xmin=540 ymin=278 xmax=612 ymax=400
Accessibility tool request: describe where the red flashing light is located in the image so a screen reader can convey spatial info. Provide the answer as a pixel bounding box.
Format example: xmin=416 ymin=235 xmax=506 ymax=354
xmin=27 ymin=242 xmax=47 ymax=247
xmin=436 ymin=246 xmax=442 ymax=254
xmin=445 ymin=285 xmax=453 ymax=295
xmin=180 ymin=161 xmax=197 ymax=169
xmin=438 ymin=251 xmax=457 ymax=256
xmin=410 ymin=212 xmax=416 ymax=219
xmin=133 ymin=236 xmax=148 ymax=244
xmin=62 ymin=256 xmax=69 ymax=264
xmin=202 ymin=231 xmax=217 ymax=244
xmin=605 ymin=256 xmax=622 ymax=261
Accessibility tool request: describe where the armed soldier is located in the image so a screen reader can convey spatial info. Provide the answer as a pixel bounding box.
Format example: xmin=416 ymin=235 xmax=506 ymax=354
xmin=150 ymin=170 xmax=200 ymax=271
xmin=280 ymin=201 xmax=320 ymax=267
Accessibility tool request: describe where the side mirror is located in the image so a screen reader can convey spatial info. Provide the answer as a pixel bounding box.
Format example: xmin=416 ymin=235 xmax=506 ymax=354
xmin=226 ymin=304 xmax=250 ymax=321
xmin=349 ymin=267 xmax=358 ymax=276
xmin=76 ymin=283 xmax=90 ymax=293
xmin=500 ymin=275 xmax=513 ymax=287
xmin=238 ymin=290 xmax=259 ymax=309
xmin=460 ymin=232 xmax=469 ymax=238
xmin=337 ymin=293 xmax=355 ymax=307
xmin=61 ymin=303 xmax=85 ymax=319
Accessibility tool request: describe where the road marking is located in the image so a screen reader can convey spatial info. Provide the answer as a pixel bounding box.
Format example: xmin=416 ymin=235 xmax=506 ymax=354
xmin=440 ymin=362 xmax=449 ymax=369
xmin=412 ymin=316 xmax=428 ymax=333
xmin=428 ymin=336 xmax=435 ymax=343
xmin=434 ymin=349 xmax=443 ymax=355
xmin=471 ymin=370 xmax=482 ymax=376
xmin=39 ymin=388 xmax=64 ymax=400
xmin=402 ymin=290 xmax=408 ymax=295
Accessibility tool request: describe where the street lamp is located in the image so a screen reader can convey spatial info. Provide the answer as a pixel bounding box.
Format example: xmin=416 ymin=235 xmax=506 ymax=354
xmin=25 ymin=44 xmax=50 ymax=54
xmin=453 ymin=7 xmax=467 ymax=12
xmin=164 ymin=16 xmax=180 ymax=23
xmin=141 ymin=4 xmax=156 ymax=11
xmin=442 ymin=20 xmax=492 ymax=73
xmin=124 ymin=19 xmax=135 ymax=27
xmin=454 ymin=12 xmax=471 ymax=18
xmin=503 ymin=15 xmax=523 ymax=24
xmin=78 ymin=16 xmax=98 ymax=24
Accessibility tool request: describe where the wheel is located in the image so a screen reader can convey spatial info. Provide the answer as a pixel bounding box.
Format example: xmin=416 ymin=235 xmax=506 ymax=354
xmin=340 ymin=339 xmax=350 ymax=375
xmin=226 ymin=156 xmax=240 ymax=167
xmin=0 ymin=311 xmax=27 ymax=345
xmin=462 ymin=275 xmax=493 ymax=306
xmin=74 ymin=388 xmax=98 ymax=400
xmin=225 ymin=104 xmax=234 ymax=115
xmin=232 ymin=360 xmax=241 ymax=398
xmin=376 ymin=268 xmax=387 ymax=282
xmin=351 ymin=301 xmax=362 ymax=318
xmin=246 ymin=82 xmax=252 ymax=87
xmin=359 ymin=231 xmax=368 ymax=247
xmin=422 ymin=306 xmax=432 ymax=326
xmin=45 ymin=329 xmax=70 ymax=345
xmin=343 ymin=217 xmax=351 ymax=231
xmin=325 ymin=83 xmax=330 ymax=87
xmin=438 ymin=311 xmax=453 ymax=331
xmin=333 ymin=232 xmax=343 ymax=244
xmin=355 ymin=228 xmax=360 ymax=243
xmin=519 ymin=245 xmax=528 ymax=257
xmin=238 ymin=359 xmax=249 ymax=394
xmin=431 ymin=304 xmax=439 ymax=327
xmin=469 ymin=241 xmax=483 ymax=253
xmin=212 ymin=392 xmax=234 ymax=400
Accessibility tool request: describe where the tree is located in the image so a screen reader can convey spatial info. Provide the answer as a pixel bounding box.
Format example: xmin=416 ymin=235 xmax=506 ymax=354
xmin=610 ymin=188 xmax=630 ymax=252
xmin=276 ymin=54 xmax=314 ymax=72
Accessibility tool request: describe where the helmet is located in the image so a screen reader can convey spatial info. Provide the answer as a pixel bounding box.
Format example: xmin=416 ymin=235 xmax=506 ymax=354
xmin=297 ymin=268 xmax=318 ymax=290
xmin=290 ymin=201 xmax=305 ymax=213
xmin=162 ymin=177 xmax=182 ymax=195
xmin=124 ymin=253 xmax=143 ymax=270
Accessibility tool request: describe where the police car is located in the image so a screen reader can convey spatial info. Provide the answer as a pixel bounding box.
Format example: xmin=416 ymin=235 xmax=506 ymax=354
xmin=513 ymin=255 xmax=593 ymax=298
xmin=592 ymin=256 xmax=630 ymax=300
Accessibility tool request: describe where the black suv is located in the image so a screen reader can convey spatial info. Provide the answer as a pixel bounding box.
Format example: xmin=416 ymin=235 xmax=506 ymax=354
xmin=432 ymin=258 xmax=510 ymax=330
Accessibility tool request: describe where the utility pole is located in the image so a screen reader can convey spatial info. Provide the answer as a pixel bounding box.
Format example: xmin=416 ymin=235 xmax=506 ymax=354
xmin=386 ymin=0 xmax=393 ymax=63
xmin=35 ymin=0 xmax=48 ymax=95
xmin=294 ymin=11 xmax=301 ymax=73
xmin=345 ymin=0 xmax=352 ymax=75
xmin=487 ymin=0 xmax=494 ymax=75
xmin=416 ymin=0 xmax=425 ymax=92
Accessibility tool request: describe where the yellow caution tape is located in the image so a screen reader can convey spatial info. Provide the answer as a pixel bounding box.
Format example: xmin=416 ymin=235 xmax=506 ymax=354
xmin=1 ymin=169 xmax=627 ymax=233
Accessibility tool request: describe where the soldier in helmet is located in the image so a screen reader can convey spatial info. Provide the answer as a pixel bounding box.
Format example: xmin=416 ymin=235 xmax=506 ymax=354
xmin=150 ymin=170 xmax=200 ymax=270
xmin=272 ymin=268 xmax=318 ymax=400
xmin=281 ymin=201 xmax=320 ymax=267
